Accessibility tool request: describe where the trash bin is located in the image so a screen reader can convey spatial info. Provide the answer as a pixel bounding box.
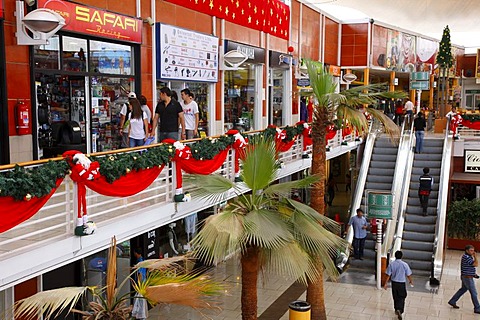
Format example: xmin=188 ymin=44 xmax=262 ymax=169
xmin=289 ymin=300 xmax=311 ymax=320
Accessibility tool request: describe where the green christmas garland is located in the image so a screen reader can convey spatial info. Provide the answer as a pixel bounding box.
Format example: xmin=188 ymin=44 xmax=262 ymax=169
xmin=0 ymin=161 xmax=69 ymax=200
xmin=0 ymin=125 xmax=307 ymax=199
xmin=460 ymin=114 xmax=480 ymax=122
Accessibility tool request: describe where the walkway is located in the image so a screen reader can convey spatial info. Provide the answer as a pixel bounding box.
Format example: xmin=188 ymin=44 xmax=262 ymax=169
xmin=149 ymin=249 xmax=476 ymax=319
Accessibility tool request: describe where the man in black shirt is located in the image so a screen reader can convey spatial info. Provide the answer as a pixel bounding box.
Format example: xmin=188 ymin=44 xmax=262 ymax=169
xmin=413 ymin=111 xmax=426 ymax=153
xmin=150 ymin=87 xmax=185 ymax=142
xmin=418 ymin=167 xmax=433 ymax=216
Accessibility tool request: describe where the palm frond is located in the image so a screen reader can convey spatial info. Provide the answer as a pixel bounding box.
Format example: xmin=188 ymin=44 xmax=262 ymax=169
xmin=185 ymin=173 xmax=237 ymax=203
xmin=105 ymin=237 xmax=117 ymax=308
xmin=14 ymin=287 xmax=89 ymax=320
xmin=144 ymin=276 xmax=223 ymax=309
xmin=286 ymin=198 xmax=340 ymax=233
xmin=136 ymin=256 xmax=186 ymax=270
xmin=241 ymin=137 xmax=278 ymax=192
xmin=366 ymin=107 xmax=400 ymax=138
xmin=259 ymin=243 xmax=321 ymax=285
xmin=336 ymin=105 xmax=370 ymax=135
xmin=242 ymin=209 xmax=294 ymax=249
xmin=192 ymin=210 xmax=244 ymax=264
xmin=263 ymin=174 xmax=320 ymax=198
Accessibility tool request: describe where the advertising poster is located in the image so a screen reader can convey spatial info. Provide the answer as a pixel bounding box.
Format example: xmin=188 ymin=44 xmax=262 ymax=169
xmin=398 ymin=33 xmax=416 ymax=72
xmin=371 ymin=25 xmax=388 ymax=68
xmin=386 ymin=29 xmax=402 ymax=71
xmin=416 ymin=37 xmax=438 ymax=74
xmin=157 ymin=24 xmax=218 ymax=83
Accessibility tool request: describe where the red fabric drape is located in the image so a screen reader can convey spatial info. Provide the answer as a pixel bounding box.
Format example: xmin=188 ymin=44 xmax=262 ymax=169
xmin=174 ymin=149 xmax=230 ymax=189
xmin=276 ymin=139 xmax=296 ymax=152
xmin=461 ymin=120 xmax=480 ymax=130
xmin=326 ymin=125 xmax=337 ymax=141
xmin=85 ymin=166 xmax=164 ymax=197
xmin=0 ymin=178 xmax=63 ymax=233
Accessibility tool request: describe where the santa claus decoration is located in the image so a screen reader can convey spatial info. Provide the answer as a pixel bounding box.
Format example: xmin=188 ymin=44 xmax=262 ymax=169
xmin=63 ymin=150 xmax=100 ymax=236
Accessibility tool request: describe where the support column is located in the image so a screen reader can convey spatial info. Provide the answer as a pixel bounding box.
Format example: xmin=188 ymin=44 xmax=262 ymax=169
xmin=429 ymin=74 xmax=434 ymax=110
xmin=389 ymin=71 xmax=395 ymax=92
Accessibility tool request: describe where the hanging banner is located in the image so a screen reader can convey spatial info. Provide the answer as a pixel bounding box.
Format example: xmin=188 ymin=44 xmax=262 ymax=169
xmin=0 ymin=0 xmax=3 ymax=19
xmin=476 ymin=49 xmax=480 ymax=78
xmin=38 ymin=0 xmax=142 ymax=43
xmin=156 ymin=24 xmax=219 ymax=82
xmin=165 ymin=0 xmax=289 ymax=40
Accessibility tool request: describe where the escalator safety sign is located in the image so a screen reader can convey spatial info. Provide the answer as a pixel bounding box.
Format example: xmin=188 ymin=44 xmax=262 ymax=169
xmin=367 ymin=192 xmax=393 ymax=219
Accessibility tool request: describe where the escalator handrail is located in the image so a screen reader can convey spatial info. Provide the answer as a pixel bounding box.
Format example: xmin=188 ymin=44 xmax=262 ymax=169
xmin=390 ymin=116 xmax=416 ymax=257
xmin=345 ymin=122 xmax=377 ymax=248
xmin=431 ymin=116 xmax=453 ymax=282
xmin=381 ymin=117 xmax=411 ymax=257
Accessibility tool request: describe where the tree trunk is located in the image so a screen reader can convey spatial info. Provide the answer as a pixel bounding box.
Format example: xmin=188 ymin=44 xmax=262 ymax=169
xmin=241 ymin=246 xmax=260 ymax=320
xmin=306 ymin=107 xmax=329 ymax=320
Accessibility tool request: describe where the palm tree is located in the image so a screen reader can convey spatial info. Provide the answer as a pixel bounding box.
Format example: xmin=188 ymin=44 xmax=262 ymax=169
xmin=12 ymin=237 xmax=222 ymax=320
xmin=305 ymin=60 xmax=406 ymax=319
xmin=189 ymin=136 xmax=348 ymax=320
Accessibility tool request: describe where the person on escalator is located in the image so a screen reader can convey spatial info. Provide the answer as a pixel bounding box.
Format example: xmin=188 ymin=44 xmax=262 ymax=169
xmin=418 ymin=167 xmax=433 ymax=216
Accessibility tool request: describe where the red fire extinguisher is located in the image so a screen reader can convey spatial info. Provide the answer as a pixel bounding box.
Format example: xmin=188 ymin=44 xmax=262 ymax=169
xmin=15 ymin=101 xmax=30 ymax=135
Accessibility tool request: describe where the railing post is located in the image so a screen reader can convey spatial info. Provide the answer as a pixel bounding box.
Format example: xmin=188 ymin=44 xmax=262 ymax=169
xmin=72 ymin=180 xmax=78 ymax=233
xmin=65 ymin=178 xmax=72 ymax=234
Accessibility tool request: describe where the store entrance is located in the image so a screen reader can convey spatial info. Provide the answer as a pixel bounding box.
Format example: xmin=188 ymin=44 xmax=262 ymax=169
xmin=35 ymin=73 xmax=87 ymax=159
xmin=224 ymin=66 xmax=256 ymax=132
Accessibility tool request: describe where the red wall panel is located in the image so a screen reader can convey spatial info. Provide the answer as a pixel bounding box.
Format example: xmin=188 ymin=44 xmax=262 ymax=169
xmin=324 ymin=17 xmax=339 ymax=65
xmin=301 ymin=5 xmax=320 ymax=60
xmin=341 ymin=23 xmax=368 ymax=67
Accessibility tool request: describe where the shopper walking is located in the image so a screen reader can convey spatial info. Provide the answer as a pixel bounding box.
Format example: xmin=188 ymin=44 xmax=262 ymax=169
xmin=150 ymin=87 xmax=185 ymax=142
xmin=404 ymin=98 xmax=415 ymax=126
xmin=448 ymin=245 xmax=480 ymax=314
xmin=418 ymin=167 xmax=433 ymax=216
xmin=347 ymin=208 xmax=368 ymax=260
xmin=395 ymin=100 xmax=404 ymax=126
xmin=384 ymin=250 xmax=413 ymax=320
xmin=180 ymin=88 xmax=199 ymax=139
xmin=127 ymin=98 xmax=149 ymax=147
xmin=413 ymin=111 xmax=426 ymax=153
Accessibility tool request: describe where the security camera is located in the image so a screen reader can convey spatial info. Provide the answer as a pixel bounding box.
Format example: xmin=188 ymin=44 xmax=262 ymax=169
xmin=25 ymin=0 xmax=35 ymax=6
xmin=144 ymin=17 xmax=154 ymax=26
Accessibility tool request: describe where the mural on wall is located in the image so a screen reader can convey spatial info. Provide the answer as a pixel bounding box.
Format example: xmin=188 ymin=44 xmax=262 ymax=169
xmin=371 ymin=25 xmax=416 ymax=72
xmin=399 ymin=33 xmax=416 ymax=72
xmin=416 ymin=37 xmax=438 ymax=74
xmin=372 ymin=25 xmax=388 ymax=68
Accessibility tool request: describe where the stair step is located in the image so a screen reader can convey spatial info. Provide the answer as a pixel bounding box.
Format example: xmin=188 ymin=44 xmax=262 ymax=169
xmin=403 ymin=231 xmax=435 ymax=242
xmin=403 ymin=222 xmax=436 ymax=233
xmin=402 ymin=249 xmax=432 ymax=261
xmin=404 ymin=214 xmax=437 ymax=224
xmin=401 ymin=240 xmax=434 ymax=251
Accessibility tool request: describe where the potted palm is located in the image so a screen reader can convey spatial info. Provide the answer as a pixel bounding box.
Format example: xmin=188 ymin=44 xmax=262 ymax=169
xmin=11 ymin=237 xmax=222 ymax=320
xmin=447 ymin=198 xmax=480 ymax=250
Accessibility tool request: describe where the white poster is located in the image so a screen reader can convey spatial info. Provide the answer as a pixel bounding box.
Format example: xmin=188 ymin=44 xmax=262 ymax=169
xmin=465 ymin=150 xmax=480 ymax=173
xmin=159 ymin=24 xmax=218 ymax=82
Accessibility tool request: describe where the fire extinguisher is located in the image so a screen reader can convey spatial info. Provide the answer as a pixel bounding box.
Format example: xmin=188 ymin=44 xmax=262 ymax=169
xmin=15 ymin=101 xmax=30 ymax=135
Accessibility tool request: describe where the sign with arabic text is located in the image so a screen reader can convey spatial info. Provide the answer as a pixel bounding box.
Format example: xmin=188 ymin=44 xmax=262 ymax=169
xmin=367 ymin=191 xmax=393 ymax=219
xmin=156 ymin=24 xmax=218 ymax=82
xmin=38 ymin=0 xmax=142 ymax=43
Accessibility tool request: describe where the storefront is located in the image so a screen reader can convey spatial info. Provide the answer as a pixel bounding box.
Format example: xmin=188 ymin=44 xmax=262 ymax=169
xmin=0 ymin=2 xmax=7 ymax=164
xmin=33 ymin=0 xmax=142 ymax=159
xmin=269 ymin=51 xmax=293 ymax=127
xmin=155 ymin=23 xmax=218 ymax=137
xmin=224 ymin=41 xmax=265 ymax=132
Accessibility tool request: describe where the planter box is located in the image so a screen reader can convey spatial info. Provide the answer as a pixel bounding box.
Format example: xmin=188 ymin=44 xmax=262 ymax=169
xmin=447 ymin=238 xmax=480 ymax=250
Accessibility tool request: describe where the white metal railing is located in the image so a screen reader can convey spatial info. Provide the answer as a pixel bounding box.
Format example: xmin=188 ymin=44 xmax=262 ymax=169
xmin=0 ymin=130 xmax=357 ymax=262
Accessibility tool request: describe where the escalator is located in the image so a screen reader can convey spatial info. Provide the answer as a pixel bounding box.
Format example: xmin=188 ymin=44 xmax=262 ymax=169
xmin=400 ymin=138 xmax=443 ymax=277
xmin=349 ymin=137 xmax=399 ymax=270
xmin=392 ymin=120 xmax=453 ymax=284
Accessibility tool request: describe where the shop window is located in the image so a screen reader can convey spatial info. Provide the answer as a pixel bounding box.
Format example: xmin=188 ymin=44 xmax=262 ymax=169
xmin=91 ymin=76 xmax=135 ymax=152
xmin=62 ymin=36 xmax=87 ymax=72
xmin=90 ymin=40 xmax=133 ymax=75
xmin=34 ymin=35 xmax=60 ymax=70
xmin=224 ymin=67 xmax=256 ymax=132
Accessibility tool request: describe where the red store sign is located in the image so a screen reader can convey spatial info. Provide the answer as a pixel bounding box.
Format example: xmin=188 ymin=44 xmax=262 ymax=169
xmin=38 ymin=0 xmax=142 ymax=44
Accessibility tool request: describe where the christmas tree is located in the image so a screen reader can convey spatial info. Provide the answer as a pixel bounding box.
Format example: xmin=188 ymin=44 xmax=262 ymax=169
xmin=437 ymin=25 xmax=453 ymax=68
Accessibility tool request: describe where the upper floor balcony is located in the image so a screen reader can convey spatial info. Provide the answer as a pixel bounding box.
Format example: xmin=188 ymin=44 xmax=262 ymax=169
xmin=0 ymin=124 xmax=362 ymax=291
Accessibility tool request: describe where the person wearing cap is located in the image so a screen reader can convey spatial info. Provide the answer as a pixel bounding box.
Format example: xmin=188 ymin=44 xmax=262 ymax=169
xmin=150 ymin=87 xmax=185 ymax=142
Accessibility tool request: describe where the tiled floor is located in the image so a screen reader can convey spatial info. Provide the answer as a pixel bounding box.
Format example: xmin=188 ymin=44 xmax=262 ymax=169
xmin=148 ymin=249 xmax=479 ymax=319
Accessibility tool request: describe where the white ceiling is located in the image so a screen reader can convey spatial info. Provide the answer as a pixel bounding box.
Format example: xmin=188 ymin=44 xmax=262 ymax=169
xmin=310 ymin=0 xmax=480 ymax=53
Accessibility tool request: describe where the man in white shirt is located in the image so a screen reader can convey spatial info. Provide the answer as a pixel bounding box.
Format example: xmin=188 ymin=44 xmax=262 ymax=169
xmin=180 ymin=88 xmax=199 ymax=139
xmin=404 ymin=98 xmax=415 ymax=125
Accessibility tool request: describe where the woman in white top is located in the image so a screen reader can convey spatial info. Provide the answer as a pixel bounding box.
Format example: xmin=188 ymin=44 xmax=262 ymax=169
xmin=128 ymin=98 xmax=149 ymax=147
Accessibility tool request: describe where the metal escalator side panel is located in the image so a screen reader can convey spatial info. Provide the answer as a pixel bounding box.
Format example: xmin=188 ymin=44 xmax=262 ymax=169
xmin=391 ymin=123 xmax=416 ymax=257
xmin=381 ymin=124 xmax=415 ymax=258
xmin=432 ymin=118 xmax=454 ymax=283
xmin=346 ymin=131 xmax=377 ymax=248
